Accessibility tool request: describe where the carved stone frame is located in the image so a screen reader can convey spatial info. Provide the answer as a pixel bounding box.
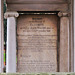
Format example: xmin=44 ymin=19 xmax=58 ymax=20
xmin=5 ymin=0 xmax=74 ymax=72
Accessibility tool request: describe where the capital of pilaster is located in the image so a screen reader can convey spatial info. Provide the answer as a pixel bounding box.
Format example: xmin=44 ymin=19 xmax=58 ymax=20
xmin=58 ymin=12 xmax=70 ymax=17
xmin=4 ymin=11 xmax=19 ymax=19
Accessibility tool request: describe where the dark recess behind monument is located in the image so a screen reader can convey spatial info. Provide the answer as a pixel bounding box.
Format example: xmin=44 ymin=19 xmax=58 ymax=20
xmin=18 ymin=11 xmax=59 ymax=15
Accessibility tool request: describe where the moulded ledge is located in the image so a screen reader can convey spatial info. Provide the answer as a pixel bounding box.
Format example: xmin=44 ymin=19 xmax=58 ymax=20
xmin=0 ymin=73 xmax=75 ymax=75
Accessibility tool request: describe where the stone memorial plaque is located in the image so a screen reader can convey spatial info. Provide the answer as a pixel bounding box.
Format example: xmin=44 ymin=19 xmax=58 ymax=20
xmin=17 ymin=14 xmax=58 ymax=73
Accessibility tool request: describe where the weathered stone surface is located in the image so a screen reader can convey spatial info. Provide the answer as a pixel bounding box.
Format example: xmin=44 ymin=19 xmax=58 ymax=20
xmin=17 ymin=14 xmax=58 ymax=73
xmin=0 ymin=0 xmax=4 ymax=73
xmin=0 ymin=73 xmax=74 ymax=75
xmin=59 ymin=17 xmax=69 ymax=72
xmin=4 ymin=12 xmax=19 ymax=73
xmin=6 ymin=17 xmax=16 ymax=73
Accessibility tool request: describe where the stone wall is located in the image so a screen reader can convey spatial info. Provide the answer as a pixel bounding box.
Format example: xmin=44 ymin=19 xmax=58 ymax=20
xmin=0 ymin=0 xmax=4 ymax=72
